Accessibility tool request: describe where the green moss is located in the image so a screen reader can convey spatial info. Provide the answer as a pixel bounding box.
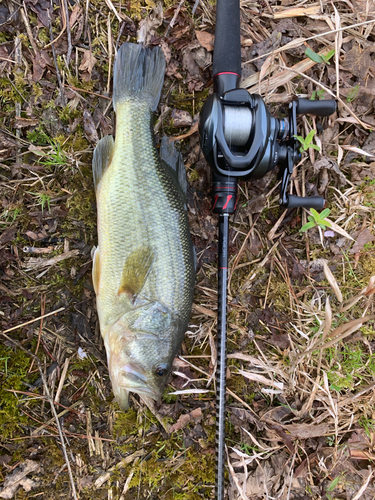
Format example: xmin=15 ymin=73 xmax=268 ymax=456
xmin=0 ymin=344 xmax=36 ymax=438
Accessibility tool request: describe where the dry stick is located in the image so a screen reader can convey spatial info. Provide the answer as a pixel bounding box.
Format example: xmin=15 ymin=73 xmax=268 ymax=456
xmin=1 ymin=332 xmax=78 ymax=500
xmin=107 ymin=14 xmax=113 ymax=95
xmin=48 ymin=1 xmax=66 ymax=107
xmin=63 ymin=0 xmax=73 ymax=66
xmin=279 ymin=64 xmax=369 ymax=130
xmin=165 ymin=0 xmax=185 ymax=37
xmin=21 ymin=3 xmax=37 ymax=55
xmin=243 ymin=18 xmax=375 ymax=66
xmin=44 ymin=0 xmax=67 ymax=50
xmin=28 ymin=294 xmax=46 ymax=374
xmin=2 ymin=307 xmax=65 ymax=334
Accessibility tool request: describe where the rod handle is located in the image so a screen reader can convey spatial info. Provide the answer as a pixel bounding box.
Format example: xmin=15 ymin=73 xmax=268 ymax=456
xmin=212 ymin=0 xmax=241 ymax=77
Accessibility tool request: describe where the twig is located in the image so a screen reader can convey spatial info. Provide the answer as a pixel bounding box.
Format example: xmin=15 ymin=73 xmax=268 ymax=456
xmin=0 ymin=332 xmax=78 ymax=500
xmin=44 ymin=0 xmax=67 ymax=50
xmin=21 ymin=3 xmax=38 ymax=55
xmin=165 ymin=0 xmax=185 ymax=37
xmin=63 ymin=0 xmax=73 ymax=65
xmin=48 ymin=0 xmax=66 ymax=106
xmin=2 ymin=307 xmax=65 ymax=334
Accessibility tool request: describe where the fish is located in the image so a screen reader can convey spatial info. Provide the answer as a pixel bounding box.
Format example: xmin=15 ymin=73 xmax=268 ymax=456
xmin=91 ymin=43 xmax=196 ymax=410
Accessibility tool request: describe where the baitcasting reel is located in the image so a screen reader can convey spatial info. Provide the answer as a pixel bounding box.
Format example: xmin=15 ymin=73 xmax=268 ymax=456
xmin=199 ymin=85 xmax=337 ymax=213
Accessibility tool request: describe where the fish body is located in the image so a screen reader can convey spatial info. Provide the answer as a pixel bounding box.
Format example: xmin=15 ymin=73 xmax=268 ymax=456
xmin=92 ymin=44 xmax=195 ymax=409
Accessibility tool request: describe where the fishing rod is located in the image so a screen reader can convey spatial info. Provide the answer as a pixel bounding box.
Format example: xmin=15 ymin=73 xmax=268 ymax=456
xmin=198 ymin=0 xmax=337 ymax=498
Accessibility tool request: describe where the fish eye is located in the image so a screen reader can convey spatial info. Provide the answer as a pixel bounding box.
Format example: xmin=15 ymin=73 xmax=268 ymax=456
xmin=155 ymin=365 xmax=168 ymax=377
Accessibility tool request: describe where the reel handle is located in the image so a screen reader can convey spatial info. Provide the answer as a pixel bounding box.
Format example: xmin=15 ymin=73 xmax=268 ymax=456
xmin=286 ymin=195 xmax=325 ymax=210
xmin=296 ymin=98 xmax=337 ymax=117
xmin=212 ymin=0 xmax=241 ymax=78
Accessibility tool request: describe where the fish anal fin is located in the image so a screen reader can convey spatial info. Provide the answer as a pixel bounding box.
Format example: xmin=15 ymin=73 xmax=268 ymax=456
xmin=92 ymin=135 xmax=115 ymax=191
xmin=117 ymin=246 xmax=154 ymax=301
xmin=91 ymin=245 xmax=100 ymax=294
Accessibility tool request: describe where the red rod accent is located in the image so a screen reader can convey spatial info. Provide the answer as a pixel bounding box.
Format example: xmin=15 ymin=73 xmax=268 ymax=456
xmin=222 ymin=195 xmax=232 ymax=210
xmin=214 ymin=71 xmax=240 ymax=77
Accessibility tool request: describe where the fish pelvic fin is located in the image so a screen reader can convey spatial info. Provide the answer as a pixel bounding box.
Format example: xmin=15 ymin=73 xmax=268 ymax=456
xmin=117 ymin=246 xmax=154 ymax=301
xmin=113 ymin=43 xmax=166 ymax=113
xmin=92 ymin=135 xmax=115 ymax=191
xmin=91 ymin=245 xmax=100 ymax=294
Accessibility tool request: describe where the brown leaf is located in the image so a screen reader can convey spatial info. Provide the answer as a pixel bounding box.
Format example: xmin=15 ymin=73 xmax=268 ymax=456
xmin=0 ymin=226 xmax=17 ymax=247
xmin=24 ymin=0 xmax=51 ymax=28
xmin=12 ymin=117 xmax=39 ymax=129
xmin=170 ymin=407 xmax=202 ymax=433
xmin=79 ymin=50 xmax=96 ymax=82
xmin=69 ymin=3 xmax=83 ymax=28
xmin=83 ymin=110 xmax=99 ymax=144
xmin=171 ymin=109 xmax=192 ymax=128
xmin=137 ymin=3 xmax=163 ymax=45
xmin=350 ymin=228 xmax=375 ymax=254
xmin=25 ymin=229 xmax=48 ymax=241
xmin=0 ymin=460 xmax=40 ymax=499
xmin=341 ymin=45 xmax=373 ymax=81
xmin=195 ymin=30 xmax=214 ymax=51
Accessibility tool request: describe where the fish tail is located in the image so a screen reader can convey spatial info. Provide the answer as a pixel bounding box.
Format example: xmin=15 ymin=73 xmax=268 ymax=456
xmin=113 ymin=43 xmax=166 ymax=113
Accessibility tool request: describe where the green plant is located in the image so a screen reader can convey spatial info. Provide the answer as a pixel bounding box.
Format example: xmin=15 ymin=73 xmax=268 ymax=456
xmin=294 ymin=129 xmax=320 ymax=153
xmin=305 ymin=47 xmax=335 ymax=65
xmin=300 ymin=208 xmax=331 ymax=232
xmin=310 ymin=89 xmax=326 ymax=100
xmin=347 ymin=84 xmax=360 ymax=103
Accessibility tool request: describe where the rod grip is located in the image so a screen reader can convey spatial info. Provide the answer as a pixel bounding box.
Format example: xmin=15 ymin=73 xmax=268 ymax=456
xmin=296 ymin=99 xmax=337 ymax=117
xmin=212 ymin=0 xmax=241 ymax=77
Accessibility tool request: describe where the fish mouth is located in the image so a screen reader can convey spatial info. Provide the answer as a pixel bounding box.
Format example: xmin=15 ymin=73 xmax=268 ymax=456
xmin=116 ymin=363 xmax=161 ymax=400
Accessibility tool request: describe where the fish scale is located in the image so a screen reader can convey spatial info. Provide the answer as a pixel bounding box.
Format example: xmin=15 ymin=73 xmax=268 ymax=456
xmin=92 ymin=43 xmax=195 ymax=409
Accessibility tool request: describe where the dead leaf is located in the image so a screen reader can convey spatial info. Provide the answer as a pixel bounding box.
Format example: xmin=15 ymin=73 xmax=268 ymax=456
xmin=24 ymin=0 xmax=51 ymax=28
xmin=341 ymin=45 xmax=373 ymax=81
xmin=83 ymin=110 xmax=99 ymax=144
xmin=195 ymin=30 xmax=214 ymax=51
xmin=79 ymin=50 xmax=97 ymax=82
xmin=12 ymin=117 xmax=39 ymax=129
xmin=350 ymin=228 xmax=375 ymax=254
xmin=169 ymin=408 xmax=202 ymax=433
xmin=0 ymin=226 xmax=17 ymax=247
xmin=69 ymin=3 xmax=83 ymax=28
xmin=171 ymin=109 xmax=192 ymax=128
xmin=246 ymin=462 xmax=277 ymax=496
xmin=323 ymin=260 xmax=343 ymax=303
xmin=313 ymin=157 xmax=347 ymax=189
xmin=0 ymin=460 xmax=40 ymax=499
xmin=137 ymin=2 xmax=163 ymax=45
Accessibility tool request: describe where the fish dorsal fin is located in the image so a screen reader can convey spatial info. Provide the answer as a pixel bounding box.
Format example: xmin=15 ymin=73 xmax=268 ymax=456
xmin=160 ymin=136 xmax=187 ymax=196
xmin=118 ymin=246 xmax=154 ymax=300
xmin=91 ymin=245 xmax=100 ymax=294
xmin=92 ymin=135 xmax=115 ymax=191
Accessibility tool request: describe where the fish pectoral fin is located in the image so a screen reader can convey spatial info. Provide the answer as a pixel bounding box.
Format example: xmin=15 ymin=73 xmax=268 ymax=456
xmin=118 ymin=246 xmax=154 ymax=300
xmin=92 ymin=135 xmax=115 ymax=191
xmin=92 ymin=245 xmax=100 ymax=294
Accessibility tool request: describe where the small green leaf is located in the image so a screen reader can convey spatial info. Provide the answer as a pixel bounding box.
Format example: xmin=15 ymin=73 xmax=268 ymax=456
xmin=327 ymin=475 xmax=340 ymax=491
xmin=300 ymin=221 xmax=316 ymax=232
xmin=325 ymin=49 xmax=336 ymax=62
xmin=320 ymin=208 xmax=331 ymax=219
xmin=305 ymin=129 xmax=316 ymax=145
xmin=307 ymin=215 xmax=315 ymax=223
xmin=311 ymin=144 xmax=321 ymax=151
xmin=324 ymin=220 xmax=332 ymax=228
xmin=305 ymin=47 xmax=324 ymax=64
xmin=310 ymin=208 xmax=319 ymax=220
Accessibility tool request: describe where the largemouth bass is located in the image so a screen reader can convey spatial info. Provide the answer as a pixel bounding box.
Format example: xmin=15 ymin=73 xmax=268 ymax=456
xmin=92 ymin=43 xmax=195 ymax=410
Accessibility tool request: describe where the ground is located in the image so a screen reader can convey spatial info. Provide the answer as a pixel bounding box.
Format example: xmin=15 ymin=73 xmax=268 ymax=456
xmin=0 ymin=0 xmax=375 ymax=499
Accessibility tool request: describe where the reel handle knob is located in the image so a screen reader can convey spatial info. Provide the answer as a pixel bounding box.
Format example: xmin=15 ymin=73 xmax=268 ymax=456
xmin=296 ymin=98 xmax=337 ymax=117
xmin=285 ymin=195 xmax=325 ymax=210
